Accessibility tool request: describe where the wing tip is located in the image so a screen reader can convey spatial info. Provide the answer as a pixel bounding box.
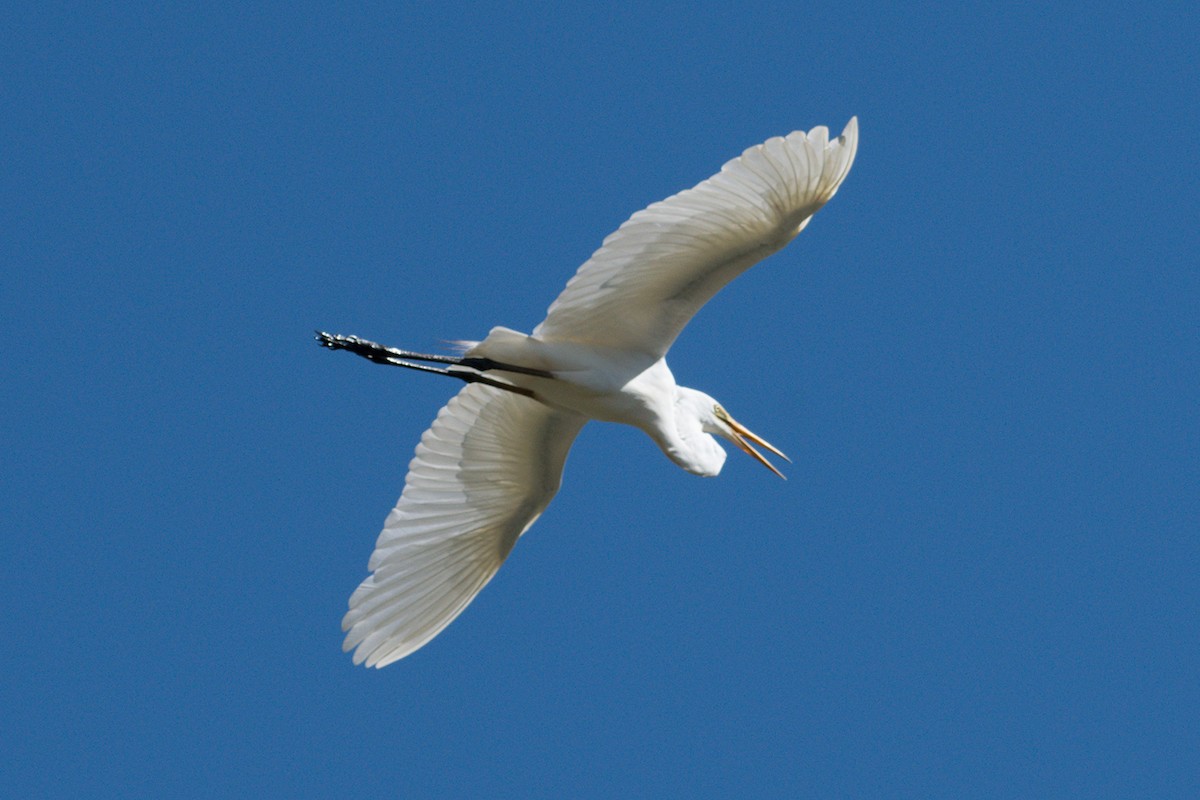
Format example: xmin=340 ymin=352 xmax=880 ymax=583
xmin=812 ymin=116 xmax=859 ymax=202
xmin=838 ymin=116 xmax=859 ymax=172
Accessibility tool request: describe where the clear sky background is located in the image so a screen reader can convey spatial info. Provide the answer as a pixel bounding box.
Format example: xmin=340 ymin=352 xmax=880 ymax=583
xmin=3 ymin=3 xmax=1196 ymax=797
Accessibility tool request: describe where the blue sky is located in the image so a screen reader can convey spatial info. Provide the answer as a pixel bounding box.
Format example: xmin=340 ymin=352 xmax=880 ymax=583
xmin=3 ymin=2 xmax=1196 ymax=797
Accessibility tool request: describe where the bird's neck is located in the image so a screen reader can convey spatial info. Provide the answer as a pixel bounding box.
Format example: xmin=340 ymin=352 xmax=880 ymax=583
xmin=650 ymin=391 xmax=726 ymax=478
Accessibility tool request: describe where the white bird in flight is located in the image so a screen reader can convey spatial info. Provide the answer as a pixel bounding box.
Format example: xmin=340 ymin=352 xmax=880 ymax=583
xmin=318 ymin=118 xmax=858 ymax=667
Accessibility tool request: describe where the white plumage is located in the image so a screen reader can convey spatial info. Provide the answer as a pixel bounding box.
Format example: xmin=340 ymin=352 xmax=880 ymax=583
xmin=324 ymin=118 xmax=858 ymax=667
xmin=340 ymin=386 xmax=585 ymax=666
xmin=535 ymin=120 xmax=857 ymax=357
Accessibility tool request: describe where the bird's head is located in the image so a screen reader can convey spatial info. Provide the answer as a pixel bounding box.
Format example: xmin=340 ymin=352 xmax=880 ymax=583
xmin=708 ymin=403 xmax=790 ymax=480
xmin=675 ymin=388 xmax=790 ymax=479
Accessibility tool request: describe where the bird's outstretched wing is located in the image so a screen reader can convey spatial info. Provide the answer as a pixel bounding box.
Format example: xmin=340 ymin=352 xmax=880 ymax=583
xmin=533 ymin=118 xmax=858 ymax=358
xmin=342 ymin=384 xmax=586 ymax=667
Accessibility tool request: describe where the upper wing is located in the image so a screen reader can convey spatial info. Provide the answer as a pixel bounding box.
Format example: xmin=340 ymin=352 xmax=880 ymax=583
xmin=341 ymin=383 xmax=587 ymax=667
xmin=533 ymin=118 xmax=858 ymax=358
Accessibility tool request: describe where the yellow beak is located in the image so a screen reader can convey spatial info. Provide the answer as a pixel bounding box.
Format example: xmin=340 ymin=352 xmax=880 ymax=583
xmin=716 ymin=409 xmax=790 ymax=480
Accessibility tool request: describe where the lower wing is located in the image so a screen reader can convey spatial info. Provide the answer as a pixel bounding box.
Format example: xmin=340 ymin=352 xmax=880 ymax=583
xmin=342 ymin=383 xmax=587 ymax=667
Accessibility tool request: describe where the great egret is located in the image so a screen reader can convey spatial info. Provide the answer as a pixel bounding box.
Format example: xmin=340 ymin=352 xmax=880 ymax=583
xmin=319 ymin=118 xmax=858 ymax=667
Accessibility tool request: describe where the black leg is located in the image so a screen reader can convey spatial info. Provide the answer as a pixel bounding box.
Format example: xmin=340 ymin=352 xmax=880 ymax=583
xmin=314 ymin=332 xmax=553 ymax=378
xmin=315 ymin=331 xmax=541 ymax=399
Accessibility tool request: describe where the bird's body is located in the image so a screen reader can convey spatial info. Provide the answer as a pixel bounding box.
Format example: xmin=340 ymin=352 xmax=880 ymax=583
xmin=468 ymin=330 xmax=668 ymax=432
xmin=320 ymin=119 xmax=859 ymax=666
xmin=465 ymin=333 xmax=732 ymax=476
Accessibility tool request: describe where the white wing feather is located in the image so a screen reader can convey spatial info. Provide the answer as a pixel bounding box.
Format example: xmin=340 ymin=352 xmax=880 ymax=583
xmin=342 ymin=383 xmax=586 ymax=667
xmin=533 ymin=118 xmax=859 ymax=357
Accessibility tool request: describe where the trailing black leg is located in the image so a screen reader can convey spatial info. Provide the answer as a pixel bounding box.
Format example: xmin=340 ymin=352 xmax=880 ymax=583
xmin=315 ymin=331 xmax=542 ymax=399
xmin=314 ymin=332 xmax=553 ymax=377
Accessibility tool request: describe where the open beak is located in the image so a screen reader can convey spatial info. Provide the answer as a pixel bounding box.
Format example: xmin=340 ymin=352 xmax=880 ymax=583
xmin=716 ymin=409 xmax=791 ymax=480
